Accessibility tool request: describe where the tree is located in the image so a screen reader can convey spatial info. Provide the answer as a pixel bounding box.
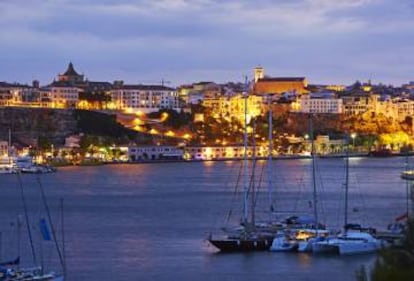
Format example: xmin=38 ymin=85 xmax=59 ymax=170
xmin=357 ymin=218 xmax=414 ymax=281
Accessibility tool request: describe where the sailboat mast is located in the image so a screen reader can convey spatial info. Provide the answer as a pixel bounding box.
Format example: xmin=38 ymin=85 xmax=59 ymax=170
xmin=17 ymin=174 xmax=38 ymax=266
xmin=60 ymin=198 xmax=67 ymax=279
xmin=309 ymin=114 xmax=318 ymax=229
xmin=8 ymin=128 xmax=11 ymax=156
xmin=267 ymin=94 xmax=273 ymax=220
xmin=344 ymin=135 xmax=350 ymax=231
xmin=243 ymin=77 xmax=249 ymax=225
xmin=36 ymin=177 xmax=65 ymax=271
xmin=250 ymin=121 xmax=256 ymax=226
xmin=405 ymin=154 xmax=410 ymax=216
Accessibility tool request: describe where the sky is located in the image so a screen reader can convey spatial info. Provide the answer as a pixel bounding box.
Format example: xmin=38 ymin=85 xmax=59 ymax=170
xmin=0 ymin=0 xmax=413 ymax=87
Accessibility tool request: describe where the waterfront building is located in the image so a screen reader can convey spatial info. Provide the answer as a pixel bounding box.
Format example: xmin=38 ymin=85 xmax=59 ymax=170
xmin=111 ymin=84 xmax=180 ymax=113
xmin=128 ymin=145 xmax=184 ymax=161
xmin=303 ymin=135 xmax=347 ymax=155
xmin=0 ymin=140 xmax=8 ymax=157
xmin=64 ymin=135 xmax=81 ymax=148
xmin=184 ymin=145 xmax=269 ymax=160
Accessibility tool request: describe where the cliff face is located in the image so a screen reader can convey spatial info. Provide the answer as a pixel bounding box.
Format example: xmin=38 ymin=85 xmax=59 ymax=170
xmin=0 ymin=107 xmax=77 ymax=146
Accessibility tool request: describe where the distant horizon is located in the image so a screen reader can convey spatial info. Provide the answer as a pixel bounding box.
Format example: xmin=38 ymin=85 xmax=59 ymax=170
xmin=1 ymin=1 xmax=414 ymax=87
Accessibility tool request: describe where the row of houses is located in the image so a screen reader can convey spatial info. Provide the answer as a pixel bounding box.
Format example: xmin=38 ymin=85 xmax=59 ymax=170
xmin=127 ymin=135 xmax=346 ymax=161
xmin=0 ymin=63 xmax=180 ymax=113
xmin=1 ymin=63 xmax=414 ymax=122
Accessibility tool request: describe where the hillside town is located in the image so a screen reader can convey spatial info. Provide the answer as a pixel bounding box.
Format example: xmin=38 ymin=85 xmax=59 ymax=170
xmin=1 ymin=63 xmax=414 ymax=168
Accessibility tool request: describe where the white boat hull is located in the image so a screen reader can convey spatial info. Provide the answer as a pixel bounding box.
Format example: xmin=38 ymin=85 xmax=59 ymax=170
xmin=270 ymin=236 xmax=298 ymax=252
xmin=313 ymin=232 xmax=383 ymax=255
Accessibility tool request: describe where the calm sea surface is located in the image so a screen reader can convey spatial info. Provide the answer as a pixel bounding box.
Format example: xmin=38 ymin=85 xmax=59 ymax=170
xmin=0 ymin=156 xmax=412 ymax=281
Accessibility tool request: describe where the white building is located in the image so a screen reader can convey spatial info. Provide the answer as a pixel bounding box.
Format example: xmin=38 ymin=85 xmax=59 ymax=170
xmin=128 ymin=145 xmax=184 ymax=161
xmin=299 ymin=93 xmax=343 ymax=114
xmin=111 ymin=84 xmax=180 ymax=113
xmin=40 ymin=82 xmax=80 ymax=108
xmin=184 ymin=145 xmax=269 ymax=160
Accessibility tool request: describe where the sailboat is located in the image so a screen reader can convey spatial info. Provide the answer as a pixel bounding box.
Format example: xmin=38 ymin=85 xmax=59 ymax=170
xmin=207 ymin=86 xmax=274 ymax=252
xmin=270 ymin=114 xmax=328 ymax=252
xmin=1 ymin=175 xmax=65 ymax=280
xmin=313 ymin=135 xmax=383 ymax=255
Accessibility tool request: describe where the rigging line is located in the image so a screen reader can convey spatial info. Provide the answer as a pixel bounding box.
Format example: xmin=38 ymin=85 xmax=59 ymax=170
xmin=221 ymin=160 xmax=242 ymax=228
xmin=352 ymin=165 xmax=368 ymax=226
xmin=60 ymin=198 xmax=66 ymax=279
xmin=16 ymin=173 xmax=38 ymax=266
xmin=253 ymin=162 xmax=265 ymax=215
xmin=249 ymin=157 xmax=258 ymax=225
xmin=316 ymin=158 xmax=327 ymax=224
xmin=35 ymin=176 xmax=65 ymax=270
xmin=224 ymin=161 xmax=243 ymax=226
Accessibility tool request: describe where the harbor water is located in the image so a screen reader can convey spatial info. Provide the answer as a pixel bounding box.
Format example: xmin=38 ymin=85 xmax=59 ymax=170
xmin=0 ymin=156 xmax=411 ymax=281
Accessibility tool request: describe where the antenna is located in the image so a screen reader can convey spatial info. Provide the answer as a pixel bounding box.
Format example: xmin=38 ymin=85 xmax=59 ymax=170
xmin=161 ymin=79 xmax=171 ymax=87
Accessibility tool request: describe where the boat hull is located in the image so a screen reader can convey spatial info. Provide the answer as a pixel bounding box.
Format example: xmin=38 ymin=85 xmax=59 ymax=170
xmin=270 ymin=237 xmax=298 ymax=252
xmin=337 ymin=242 xmax=380 ymax=255
xmin=208 ymin=237 xmax=273 ymax=252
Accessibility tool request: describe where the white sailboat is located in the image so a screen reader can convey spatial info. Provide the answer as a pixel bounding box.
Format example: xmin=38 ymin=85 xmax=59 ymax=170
xmin=313 ymin=135 xmax=383 ymax=255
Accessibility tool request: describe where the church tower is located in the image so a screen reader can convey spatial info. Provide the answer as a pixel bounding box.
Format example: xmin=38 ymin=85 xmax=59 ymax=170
xmin=58 ymin=62 xmax=84 ymax=83
xmin=254 ymin=66 xmax=264 ymax=83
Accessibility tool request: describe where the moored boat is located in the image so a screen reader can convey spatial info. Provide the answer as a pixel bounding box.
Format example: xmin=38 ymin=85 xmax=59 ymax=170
xmin=313 ymin=231 xmax=382 ymax=255
xmin=401 ymin=170 xmax=414 ymax=180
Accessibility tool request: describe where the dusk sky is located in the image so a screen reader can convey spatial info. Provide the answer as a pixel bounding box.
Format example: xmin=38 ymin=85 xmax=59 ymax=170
xmin=1 ymin=0 xmax=413 ymax=86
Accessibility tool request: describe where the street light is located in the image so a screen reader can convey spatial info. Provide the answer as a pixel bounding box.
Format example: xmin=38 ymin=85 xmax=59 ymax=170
xmin=351 ymin=133 xmax=356 ymax=151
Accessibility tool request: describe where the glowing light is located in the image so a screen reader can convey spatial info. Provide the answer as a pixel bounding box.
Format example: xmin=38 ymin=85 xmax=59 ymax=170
xmin=165 ymin=130 xmax=175 ymax=137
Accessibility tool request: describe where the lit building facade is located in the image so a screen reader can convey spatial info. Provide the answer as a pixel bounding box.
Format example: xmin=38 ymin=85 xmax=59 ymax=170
xmin=253 ymin=66 xmax=308 ymax=96
xmin=111 ymin=84 xmax=180 ymax=113
xmin=202 ymin=93 xmax=264 ymax=123
xmin=184 ymin=145 xmax=269 ymax=160
xmin=341 ymin=94 xmax=378 ymax=115
xmin=40 ymin=83 xmax=80 ymax=109
xmin=128 ymin=145 xmax=184 ymax=161
xmin=299 ymin=94 xmax=343 ymax=114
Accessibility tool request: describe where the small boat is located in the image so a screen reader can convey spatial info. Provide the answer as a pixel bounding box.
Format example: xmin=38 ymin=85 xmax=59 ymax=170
xmin=401 ymin=170 xmax=414 ymax=180
xmin=0 ymin=165 xmax=18 ymax=174
xmin=1 ymin=266 xmax=64 ymax=280
xmin=209 ymin=231 xmax=274 ymax=252
xmin=368 ymin=149 xmax=393 ymax=157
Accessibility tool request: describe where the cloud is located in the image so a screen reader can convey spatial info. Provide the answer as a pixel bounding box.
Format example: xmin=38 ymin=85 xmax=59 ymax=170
xmin=0 ymin=0 xmax=413 ymax=85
